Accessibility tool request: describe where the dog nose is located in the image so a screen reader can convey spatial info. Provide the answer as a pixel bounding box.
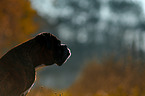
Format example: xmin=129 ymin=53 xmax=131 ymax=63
xmin=61 ymin=44 xmax=67 ymax=49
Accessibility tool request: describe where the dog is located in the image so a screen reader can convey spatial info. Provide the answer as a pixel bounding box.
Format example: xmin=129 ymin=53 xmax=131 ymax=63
xmin=0 ymin=32 xmax=71 ymax=96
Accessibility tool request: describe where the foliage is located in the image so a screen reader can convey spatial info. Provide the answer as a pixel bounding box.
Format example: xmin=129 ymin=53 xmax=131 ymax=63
xmin=0 ymin=0 xmax=38 ymax=55
xmin=68 ymin=56 xmax=145 ymax=96
xmin=28 ymin=56 xmax=145 ymax=96
xmin=28 ymin=87 xmax=72 ymax=96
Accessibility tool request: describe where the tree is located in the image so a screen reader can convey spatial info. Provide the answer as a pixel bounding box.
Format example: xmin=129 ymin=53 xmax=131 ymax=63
xmin=0 ymin=0 xmax=38 ymax=55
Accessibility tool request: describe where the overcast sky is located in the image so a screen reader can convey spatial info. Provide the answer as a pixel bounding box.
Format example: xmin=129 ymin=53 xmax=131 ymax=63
xmin=140 ymin=0 xmax=145 ymax=14
xmin=30 ymin=0 xmax=145 ymax=52
xmin=30 ymin=0 xmax=145 ymax=17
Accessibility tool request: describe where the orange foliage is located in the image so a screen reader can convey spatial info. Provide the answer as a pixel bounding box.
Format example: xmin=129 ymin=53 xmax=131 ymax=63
xmin=27 ymin=56 xmax=145 ymax=96
xmin=25 ymin=56 xmax=145 ymax=96
xmin=0 ymin=0 xmax=38 ymax=55
xmin=28 ymin=87 xmax=54 ymax=96
xmin=68 ymin=57 xmax=145 ymax=96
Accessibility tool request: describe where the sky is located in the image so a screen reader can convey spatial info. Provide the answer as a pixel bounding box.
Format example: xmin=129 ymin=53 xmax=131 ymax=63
xmin=30 ymin=0 xmax=145 ymax=52
xmin=141 ymin=0 xmax=145 ymax=14
xmin=30 ymin=0 xmax=145 ymax=17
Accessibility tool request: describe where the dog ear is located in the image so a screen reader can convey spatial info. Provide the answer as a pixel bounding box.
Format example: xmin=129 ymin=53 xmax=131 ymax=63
xmin=35 ymin=32 xmax=51 ymax=49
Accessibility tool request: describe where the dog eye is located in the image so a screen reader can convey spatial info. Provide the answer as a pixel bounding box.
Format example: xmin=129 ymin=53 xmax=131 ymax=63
xmin=55 ymin=43 xmax=60 ymax=47
xmin=58 ymin=41 xmax=61 ymax=46
xmin=58 ymin=41 xmax=61 ymax=44
xmin=57 ymin=44 xmax=60 ymax=47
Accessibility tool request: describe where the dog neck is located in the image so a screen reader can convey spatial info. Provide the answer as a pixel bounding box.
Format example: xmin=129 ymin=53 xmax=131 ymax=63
xmin=0 ymin=39 xmax=43 ymax=69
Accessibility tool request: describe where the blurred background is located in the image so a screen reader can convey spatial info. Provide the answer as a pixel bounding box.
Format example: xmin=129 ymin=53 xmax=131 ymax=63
xmin=0 ymin=0 xmax=145 ymax=96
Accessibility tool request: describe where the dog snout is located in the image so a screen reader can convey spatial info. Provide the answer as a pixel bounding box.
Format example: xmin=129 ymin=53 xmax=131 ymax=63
xmin=60 ymin=44 xmax=70 ymax=55
xmin=61 ymin=44 xmax=67 ymax=48
xmin=61 ymin=44 xmax=67 ymax=50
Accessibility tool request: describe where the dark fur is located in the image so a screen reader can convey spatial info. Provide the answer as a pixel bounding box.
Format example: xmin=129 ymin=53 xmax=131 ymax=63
xmin=0 ymin=32 xmax=71 ymax=96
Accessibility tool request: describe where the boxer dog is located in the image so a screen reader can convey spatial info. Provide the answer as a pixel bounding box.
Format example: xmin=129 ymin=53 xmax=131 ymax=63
xmin=0 ymin=32 xmax=71 ymax=96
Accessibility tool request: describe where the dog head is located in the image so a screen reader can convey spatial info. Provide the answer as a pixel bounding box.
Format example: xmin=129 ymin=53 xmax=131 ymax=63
xmin=34 ymin=32 xmax=71 ymax=66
